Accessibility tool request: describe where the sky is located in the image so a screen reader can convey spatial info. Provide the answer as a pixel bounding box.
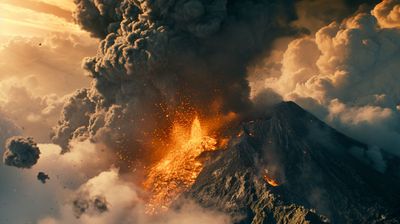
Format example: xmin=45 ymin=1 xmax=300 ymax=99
xmin=0 ymin=0 xmax=97 ymax=142
xmin=0 ymin=0 xmax=400 ymax=223
xmin=0 ymin=0 xmax=76 ymax=39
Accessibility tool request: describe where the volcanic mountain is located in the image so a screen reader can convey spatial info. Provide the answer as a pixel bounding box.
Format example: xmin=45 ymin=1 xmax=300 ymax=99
xmin=182 ymin=101 xmax=400 ymax=224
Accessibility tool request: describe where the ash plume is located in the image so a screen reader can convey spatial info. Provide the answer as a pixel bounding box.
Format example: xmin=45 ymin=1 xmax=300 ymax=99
xmin=293 ymin=0 xmax=380 ymax=32
xmin=3 ymin=136 xmax=40 ymax=169
xmin=53 ymin=0 xmax=301 ymax=165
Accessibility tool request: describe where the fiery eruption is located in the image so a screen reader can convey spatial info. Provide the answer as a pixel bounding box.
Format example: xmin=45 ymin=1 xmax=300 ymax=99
xmin=144 ymin=116 xmax=217 ymax=213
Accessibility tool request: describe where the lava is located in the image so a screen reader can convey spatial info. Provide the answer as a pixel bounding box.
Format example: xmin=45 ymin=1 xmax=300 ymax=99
xmin=263 ymin=169 xmax=279 ymax=187
xmin=144 ymin=116 xmax=217 ymax=214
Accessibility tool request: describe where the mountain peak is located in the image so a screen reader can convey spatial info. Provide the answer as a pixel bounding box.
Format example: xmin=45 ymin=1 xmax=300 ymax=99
xmin=272 ymin=101 xmax=306 ymax=114
xmin=186 ymin=101 xmax=400 ymax=224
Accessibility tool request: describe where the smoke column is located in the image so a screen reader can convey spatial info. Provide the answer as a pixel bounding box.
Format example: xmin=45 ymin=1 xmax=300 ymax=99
xmin=52 ymin=0 xmax=300 ymax=168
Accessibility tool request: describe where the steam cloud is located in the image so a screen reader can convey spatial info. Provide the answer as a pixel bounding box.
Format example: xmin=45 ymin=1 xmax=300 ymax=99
xmin=3 ymin=136 xmax=40 ymax=169
xmin=53 ymin=0 xmax=301 ymax=165
xmin=0 ymin=113 xmax=21 ymax=148
xmin=251 ymin=0 xmax=400 ymax=166
xmin=38 ymin=168 xmax=233 ymax=224
xmin=73 ymin=195 xmax=108 ymax=218
xmin=0 ymin=33 xmax=97 ymax=142
xmin=372 ymin=0 xmax=400 ymax=28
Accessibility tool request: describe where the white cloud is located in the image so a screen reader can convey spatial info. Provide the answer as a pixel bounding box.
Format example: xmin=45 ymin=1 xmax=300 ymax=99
xmin=0 ymin=140 xmax=116 ymax=224
xmin=0 ymin=33 xmax=97 ymax=142
xmin=38 ymin=168 xmax=232 ymax=224
xmin=0 ymin=139 xmax=232 ymax=224
xmin=252 ymin=0 xmax=400 ymax=158
xmin=372 ymin=0 xmax=400 ymax=28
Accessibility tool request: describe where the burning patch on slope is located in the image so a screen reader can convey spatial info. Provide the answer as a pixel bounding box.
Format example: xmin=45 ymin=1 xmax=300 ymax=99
xmin=144 ymin=116 xmax=218 ymax=214
xmin=263 ymin=169 xmax=280 ymax=187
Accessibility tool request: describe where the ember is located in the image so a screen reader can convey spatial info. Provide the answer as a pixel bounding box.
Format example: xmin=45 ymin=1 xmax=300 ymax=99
xmin=144 ymin=116 xmax=217 ymax=213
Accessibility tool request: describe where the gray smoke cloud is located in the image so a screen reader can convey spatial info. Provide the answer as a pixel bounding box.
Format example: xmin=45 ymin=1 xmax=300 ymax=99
xmin=3 ymin=136 xmax=40 ymax=169
xmin=73 ymin=0 xmax=125 ymax=39
xmin=51 ymin=89 xmax=96 ymax=152
xmin=2 ymin=1 xmax=396 ymax=224
xmin=73 ymin=195 xmax=109 ymax=218
xmin=293 ymin=0 xmax=380 ymax=33
xmin=37 ymin=171 xmax=50 ymax=184
xmin=53 ymin=0 xmax=301 ymax=167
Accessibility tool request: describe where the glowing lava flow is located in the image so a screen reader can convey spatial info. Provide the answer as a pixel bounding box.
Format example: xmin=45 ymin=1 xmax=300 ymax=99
xmin=144 ymin=116 xmax=217 ymax=214
xmin=263 ymin=169 xmax=279 ymax=187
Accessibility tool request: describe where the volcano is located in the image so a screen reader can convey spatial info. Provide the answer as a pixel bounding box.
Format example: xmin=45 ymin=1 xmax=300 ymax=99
xmin=181 ymin=102 xmax=400 ymax=223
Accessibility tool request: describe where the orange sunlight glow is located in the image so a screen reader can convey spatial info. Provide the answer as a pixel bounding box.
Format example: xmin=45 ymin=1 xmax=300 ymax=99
xmin=144 ymin=116 xmax=218 ymax=214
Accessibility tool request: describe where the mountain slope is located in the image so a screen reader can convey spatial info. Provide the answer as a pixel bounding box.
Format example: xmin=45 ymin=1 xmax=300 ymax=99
xmin=185 ymin=101 xmax=400 ymax=224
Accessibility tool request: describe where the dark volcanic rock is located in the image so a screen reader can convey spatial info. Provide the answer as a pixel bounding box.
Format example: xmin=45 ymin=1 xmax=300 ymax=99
xmin=186 ymin=101 xmax=400 ymax=224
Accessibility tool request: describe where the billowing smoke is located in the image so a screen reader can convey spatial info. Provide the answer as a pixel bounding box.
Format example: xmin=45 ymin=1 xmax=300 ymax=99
xmin=372 ymin=0 xmax=400 ymax=28
xmin=52 ymin=89 xmax=96 ymax=152
xmin=293 ymin=0 xmax=380 ymax=32
xmin=38 ymin=169 xmax=233 ymax=224
xmin=3 ymin=1 xmax=399 ymax=223
xmin=250 ymin=0 xmax=400 ymax=161
xmin=53 ymin=0 xmax=301 ymax=166
xmin=73 ymin=195 xmax=108 ymax=218
xmin=3 ymin=136 xmax=40 ymax=169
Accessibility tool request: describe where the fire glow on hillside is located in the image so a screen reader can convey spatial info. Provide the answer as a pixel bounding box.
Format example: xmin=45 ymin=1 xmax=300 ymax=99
xmin=144 ymin=116 xmax=218 ymax=213
xmin=263 ymin=169 xmax=279 ymax=187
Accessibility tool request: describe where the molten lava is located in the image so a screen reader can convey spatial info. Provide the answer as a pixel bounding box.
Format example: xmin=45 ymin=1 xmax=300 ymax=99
xmin=144 ymin=116 xmax=217 ymax=213
xmin=263 ymin=169 xmax=279 ymax=187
